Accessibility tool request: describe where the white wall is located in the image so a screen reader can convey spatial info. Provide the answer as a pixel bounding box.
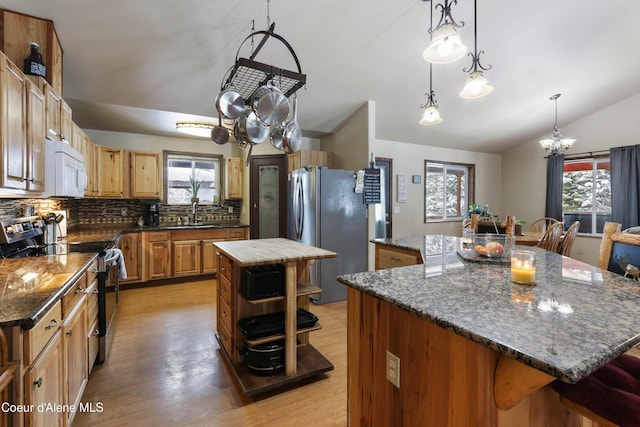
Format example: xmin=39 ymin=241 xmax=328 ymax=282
xmin=373 ymin=138 xmax=502 ymax=238
xmin=502 ymin=92 xmax=640 ymax=266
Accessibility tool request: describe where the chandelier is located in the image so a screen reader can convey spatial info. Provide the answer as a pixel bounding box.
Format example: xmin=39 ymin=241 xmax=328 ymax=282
xmin=539 ymin=94 xmax=575 ymax=155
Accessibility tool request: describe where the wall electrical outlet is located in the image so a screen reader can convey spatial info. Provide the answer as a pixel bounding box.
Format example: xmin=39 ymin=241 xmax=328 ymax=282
xmin=228 ymin=206 xmax=233 ymax=214
xmin=386 ymin=351 xmax=400 ymax=388
xmin=121 ymin=207 xmax=128 ymax=216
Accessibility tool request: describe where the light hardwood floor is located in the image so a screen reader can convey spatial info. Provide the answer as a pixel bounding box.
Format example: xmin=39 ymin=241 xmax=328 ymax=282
xmin=73 ymin=279 xmax=348 ymax=427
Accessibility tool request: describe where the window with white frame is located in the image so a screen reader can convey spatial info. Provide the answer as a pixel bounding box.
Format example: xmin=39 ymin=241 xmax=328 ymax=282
xmin=425 ymin=161 xmax=475 ymax=222
xmin=562 ymin=156 xmax=611 ymax=234
xmin=164 ymin=151 xmax=222 ymax=205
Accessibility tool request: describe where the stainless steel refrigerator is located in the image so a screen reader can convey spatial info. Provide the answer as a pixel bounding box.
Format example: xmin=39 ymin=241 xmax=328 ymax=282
xmin=288 ymin=167 xmax=367 ymax=304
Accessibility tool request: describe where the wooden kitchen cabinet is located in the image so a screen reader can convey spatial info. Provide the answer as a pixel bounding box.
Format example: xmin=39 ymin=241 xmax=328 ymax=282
xmin=225 ymin=157 xmax=243 ymax=200
xmin=62 ymin=294 xmax=88 ymax=426
xmin=173 ymin=228 xmax=248 ymax=277
xmin=79 ymin=129 xmax=98 ymax=197
xmin=25 ymin=78 xmax=46 ymax=193
xmin=374 ymin=243 xmax=422 ymax=270
xmin=217 ymin=253 xmax=234 ymax=357
xmin=120 ymin=232 xmax=143 ymax=284
xmin=0 ymin=51 xmax=28 ymax=191
xmin=0 ymin=52 xmax=46 ymax=195
xmin=145 ymin=231 xmax=172 ymax=280
xmin=44 ymin=82 xmax=72 ymax=143
xmin=85 ymin=266 xmax=100 ymax=374
xmin=97 ymin=146 xmax=124 ymax=197
xmin=287 ymin=150 xmax=333 ymax=173
xmin=173 ymin=240 xmax=201 ymax=276
xmin=128 ymin=150 xmax=161 ymax=198
xmin=201 ymin=238 xmax=219 ymax=274
xmin=0 ymin=9 xmax=63 ymax=94
xmin=24 ymin=331 xmax=64 ymax=427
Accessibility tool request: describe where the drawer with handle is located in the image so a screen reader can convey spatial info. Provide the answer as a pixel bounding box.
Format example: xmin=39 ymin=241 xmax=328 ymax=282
xmin=219 ymin=254 xmax=232 ymax=282
xmin=24 ymin=300 xmax=62 ymax=365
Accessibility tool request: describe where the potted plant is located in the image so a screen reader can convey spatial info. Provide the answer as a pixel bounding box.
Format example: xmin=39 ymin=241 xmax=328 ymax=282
xmin=189 ymin=176 xmax=203 ymax=203
xmin=515 ymin=220 xmax=526 ymax=236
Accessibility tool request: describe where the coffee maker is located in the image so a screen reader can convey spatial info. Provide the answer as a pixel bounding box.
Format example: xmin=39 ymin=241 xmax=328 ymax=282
xmin=147 ymin=203 xmax=160 ymax=226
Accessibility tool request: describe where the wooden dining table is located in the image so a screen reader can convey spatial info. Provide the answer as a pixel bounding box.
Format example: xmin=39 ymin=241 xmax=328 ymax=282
xmin=515 ymin=231 xmax=543 ymax=246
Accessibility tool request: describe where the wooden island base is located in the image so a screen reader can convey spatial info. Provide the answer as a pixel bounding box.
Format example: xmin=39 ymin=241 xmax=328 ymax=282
xmin=215 ymin=334 xmax=334 ymax=396
xmin=347 ymin=288 xmax=601 ymax=427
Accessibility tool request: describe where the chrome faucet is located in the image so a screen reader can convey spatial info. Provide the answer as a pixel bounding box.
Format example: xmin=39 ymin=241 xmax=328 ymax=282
xmin=192 ymin=200 xmax=199 ymax=225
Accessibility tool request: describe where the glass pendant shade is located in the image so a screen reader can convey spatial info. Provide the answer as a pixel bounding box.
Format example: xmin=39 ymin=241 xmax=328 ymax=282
xmin=459 ymin=71 xmax=493 ymax=99
xmin=423 ymin=23 xmax=467 ymax=64
xmin=419 ymin=105 xmax=444 ymax=125
xmin=539 ymin=135 xmax=575 ymax=153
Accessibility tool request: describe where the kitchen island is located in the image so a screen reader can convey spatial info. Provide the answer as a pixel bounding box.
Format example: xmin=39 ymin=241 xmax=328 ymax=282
xmin=213 ymin=238 xmax=336 ymax=395
xmin=339 ymin=235 xmax=640 ymax=426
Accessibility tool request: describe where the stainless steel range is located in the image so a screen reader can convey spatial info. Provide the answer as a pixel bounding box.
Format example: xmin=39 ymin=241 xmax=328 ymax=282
xmin=0 ymin=216 xmax=121 ymax=363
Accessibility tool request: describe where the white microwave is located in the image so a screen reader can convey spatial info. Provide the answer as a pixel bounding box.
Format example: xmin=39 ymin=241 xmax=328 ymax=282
xmin=45 ymin=140 xmax=87 ymax=198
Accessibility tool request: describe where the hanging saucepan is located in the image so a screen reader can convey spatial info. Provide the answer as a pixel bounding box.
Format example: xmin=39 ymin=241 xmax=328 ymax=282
xmin=253 ymin=79 xmax=289 ymax=127
xmin=210 ymin=113 xmax=230 ymax=145
xmin=282 ymin=95 xmax=302 ymax=154
xmin=237 ymin=107 xmax=270 ymax=144
xmin=215 ymin=83 xmax=244 ymax=119
xmin=270 ymin=126 xmax=285 ymax=151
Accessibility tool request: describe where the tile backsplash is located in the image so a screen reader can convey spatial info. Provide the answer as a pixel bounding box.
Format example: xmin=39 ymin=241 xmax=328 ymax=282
xmin=0 ymin=198 xmax=242 ymax=228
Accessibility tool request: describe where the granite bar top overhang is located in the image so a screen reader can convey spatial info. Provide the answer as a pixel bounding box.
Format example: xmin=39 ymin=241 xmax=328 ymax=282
xmin=0 ymin=253 xmax=98 ymax=329
xmin=342 ymin=235 xmax=640 ymax=383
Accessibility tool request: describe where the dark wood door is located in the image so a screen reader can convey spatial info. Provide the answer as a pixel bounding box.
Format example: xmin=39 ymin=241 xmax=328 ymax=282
xmin=249 ymin=155 xmax=288 ymax=239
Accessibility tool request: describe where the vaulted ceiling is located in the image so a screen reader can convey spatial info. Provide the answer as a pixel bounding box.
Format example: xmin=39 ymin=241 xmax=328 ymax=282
xmin=2 ymin=0 xmax=640 ymax=153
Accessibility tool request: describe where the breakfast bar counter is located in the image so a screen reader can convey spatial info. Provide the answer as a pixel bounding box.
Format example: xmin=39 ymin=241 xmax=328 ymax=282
xmin=340 ymin=235 xmax=640 ymax=426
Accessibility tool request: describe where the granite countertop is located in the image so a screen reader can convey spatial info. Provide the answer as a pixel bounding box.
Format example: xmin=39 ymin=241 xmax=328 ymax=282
xmin=214 ymin=238 xmax=336 ymax=267
xmin=340 ymin=235 xmax=640 ymax=384
xmin=121 ymin=222 xmax=249 ymax=233
xmin=0 ymin=253 xmax=98 ymax=329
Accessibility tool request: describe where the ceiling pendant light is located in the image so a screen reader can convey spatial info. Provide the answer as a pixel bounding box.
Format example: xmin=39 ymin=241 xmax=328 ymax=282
xmin=423 ymin=0 xmax=467 ymax=64
xmin=459 ymin=0 xmax=492 ymax=99
xmin=539 ymin=94 xmax=575 ymax=155
xmin=420 ymin=0 xmax=443 ymax=125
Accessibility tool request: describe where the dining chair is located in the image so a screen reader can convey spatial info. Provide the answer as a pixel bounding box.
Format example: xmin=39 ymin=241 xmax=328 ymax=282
xmin=557 ymin=220 xmax=580 ymax=257
xmin=537 ymin=222 xmax=564 ymax=252
xmin=529 ymin=217 xmax=560 ymax=234
xmin=550 ymin=222 xmax=640 ymax=426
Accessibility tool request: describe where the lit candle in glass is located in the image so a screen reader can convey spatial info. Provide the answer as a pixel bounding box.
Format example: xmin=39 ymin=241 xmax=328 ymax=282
xmin=511 ymin=250 xmax=536 ymax=285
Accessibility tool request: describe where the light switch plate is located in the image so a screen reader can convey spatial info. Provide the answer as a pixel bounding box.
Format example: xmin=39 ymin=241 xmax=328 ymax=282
xmin=386 ymin=351 xmax=400 ymax=388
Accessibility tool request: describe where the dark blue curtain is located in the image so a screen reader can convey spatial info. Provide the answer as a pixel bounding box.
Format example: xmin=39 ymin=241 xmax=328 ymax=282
xmin=545 ymin=153 xmax=564 ymax=221
xmin=611 ymin=144 xmax=640 ymax=229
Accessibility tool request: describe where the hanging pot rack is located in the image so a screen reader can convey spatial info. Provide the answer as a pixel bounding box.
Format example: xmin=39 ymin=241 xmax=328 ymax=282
xmin=222 ymin=22 xmax=306 ymax=102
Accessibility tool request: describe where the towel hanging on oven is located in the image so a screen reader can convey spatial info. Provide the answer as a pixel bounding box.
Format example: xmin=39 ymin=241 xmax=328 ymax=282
xmin=104 ymin=248 xmax=127 ymax=280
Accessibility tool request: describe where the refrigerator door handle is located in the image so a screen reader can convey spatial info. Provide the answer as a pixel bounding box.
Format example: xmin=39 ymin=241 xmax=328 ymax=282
xmin=295 ymin=176 xmax=304 ymax=240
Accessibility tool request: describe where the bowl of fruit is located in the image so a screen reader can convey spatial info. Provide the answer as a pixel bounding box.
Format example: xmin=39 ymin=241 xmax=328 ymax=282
xmin=469 ymin=234 xmax=515 ymax=260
